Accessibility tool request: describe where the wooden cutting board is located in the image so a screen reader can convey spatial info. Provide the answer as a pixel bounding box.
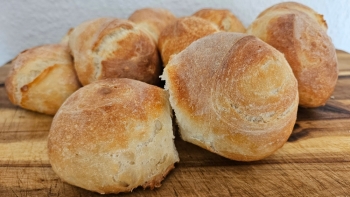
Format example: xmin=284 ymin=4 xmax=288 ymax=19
xmin=1 ymin=50 xmax=350 ymax=196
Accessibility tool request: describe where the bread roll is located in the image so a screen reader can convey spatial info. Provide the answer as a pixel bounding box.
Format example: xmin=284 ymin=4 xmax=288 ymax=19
xmin=129 ymin=8 xmax=176 ymax=44
xmin=247 ymin=2 xmax=338 ymax=108
xmin=69 ymin=18 xmax=161 ymax=86
xmin=5 ymin=44 xmax=81 ymax=115
xmin=193 ymin=9 xmax=246 ymax=33
xmin=158 ymin=16 xmax=220 ymax=66
xmin=48 ymin=78 xmax=179 ymax=194
xmin=162 ymin=32 xmax=298 ymax=161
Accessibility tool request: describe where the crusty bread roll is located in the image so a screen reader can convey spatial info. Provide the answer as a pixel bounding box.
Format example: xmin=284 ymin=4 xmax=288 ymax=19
xmin=5 ymin=44 xmax=81 ymax=115
xmin=162 ymin=32 xmax=298 ymax=161
xmin=48 ymin=78 xmax=179 ymax=194
xmin=247 ymin=2 xmax=338 ymax=108
xmin=158 ymin=16 xmax=220 ymax=66
xmin=129 ymin=8 xmax=176 ymax=44
xmin=69 ymin=18 xmax=161 ymax=86
xmin=193 ymin=8 xmax=246 ymax=33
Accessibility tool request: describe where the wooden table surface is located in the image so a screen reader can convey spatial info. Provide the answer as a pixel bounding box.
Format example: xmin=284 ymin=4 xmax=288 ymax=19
xmin=1 ymin=50 xmax=350 ymax=196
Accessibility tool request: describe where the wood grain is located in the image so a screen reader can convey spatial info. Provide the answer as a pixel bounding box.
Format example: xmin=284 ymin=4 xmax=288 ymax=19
xmin=0 ymin=50 xmax=350 ymax=196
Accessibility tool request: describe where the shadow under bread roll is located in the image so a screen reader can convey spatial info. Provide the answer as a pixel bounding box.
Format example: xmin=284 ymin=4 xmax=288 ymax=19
xmin=162 ymin=32 xmax=298 ymax=161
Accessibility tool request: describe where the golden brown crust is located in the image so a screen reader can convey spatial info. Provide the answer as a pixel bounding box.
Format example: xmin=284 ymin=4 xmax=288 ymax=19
xmin=69 ymin=18 xmax=161 ymax=86
xmin=163 ymin=32 xmax=298 ymax=161
xmin=257 ymin=2 xmax=327 ymax=30
xmin=48 ymin=78 xmax=179 ymax=194
xmin=129 ymin=8 xmax=176 ymax=44
xmin=193 ymin=8 xmax=246 ymax=33
xmin=158 ymin=16 xmax=220 ymax=66
xmin=247 ymin=3 xmax=338 ymax=107
xmin=5 ymin=44 xmax=81 ymax=115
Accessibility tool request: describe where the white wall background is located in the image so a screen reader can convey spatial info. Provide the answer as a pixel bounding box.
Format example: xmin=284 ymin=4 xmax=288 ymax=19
xmin=0 ymin=0 xmax=349 ymax=66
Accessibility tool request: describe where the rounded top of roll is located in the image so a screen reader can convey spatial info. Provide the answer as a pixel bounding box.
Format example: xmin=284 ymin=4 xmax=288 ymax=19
xmin=69 ymin=18 xmax=160 ymax=86
xmin=129 ymin=8 xmax=176 ymax=43
xmin=158 ymin=16 xmax=219 ymax=66
xmin=193 ymin=8 xmax=246 ymax=33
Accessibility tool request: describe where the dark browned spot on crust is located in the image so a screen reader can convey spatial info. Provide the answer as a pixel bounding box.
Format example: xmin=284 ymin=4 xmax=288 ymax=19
xmin=98 ymin=87 xmax=112 ymax=95
xmin=20 ymin=85 xmax=28 ymax=92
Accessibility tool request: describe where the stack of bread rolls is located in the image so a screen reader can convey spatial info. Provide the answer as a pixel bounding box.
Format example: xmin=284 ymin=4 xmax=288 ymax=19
xmin=5 ymin=8 xmax=181 ymax=194
xmin=4 ymin=2 xmax=338 ymax=195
